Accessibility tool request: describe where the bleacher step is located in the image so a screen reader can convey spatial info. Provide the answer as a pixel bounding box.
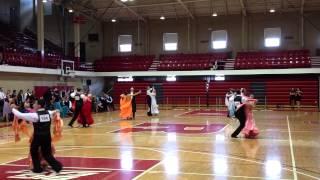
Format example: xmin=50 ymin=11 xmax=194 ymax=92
xmin=224 ymin=59 xmax=235 ymax=70
xmin=148 ymin=60 xmax=161 ymax=71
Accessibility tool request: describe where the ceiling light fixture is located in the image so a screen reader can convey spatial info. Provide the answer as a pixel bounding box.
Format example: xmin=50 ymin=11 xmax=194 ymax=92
xmin=212 ymin=12 xmax=218 ymax=17
xmin=160 ymin=16 xmax=165 ymax=20
xmin=111 ymin=19 xmax=117 ymax=22
xmin=68 ymin=9 xmax=74 ymax=13
xmin=269 ymin=8 xmax=276 ymax=13
xmin=42 ymin=0 xmax=47 ymax=2
xmin=121 ymin=0 xmax=128 ymax=2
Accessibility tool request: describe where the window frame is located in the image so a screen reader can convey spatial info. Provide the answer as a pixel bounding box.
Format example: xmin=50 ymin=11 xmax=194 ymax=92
xmin=264 ymin=27 xmax=281 ymax=48
xmin=163 ymin=33 xmax=178 ymax=51
xmin=211 ymin=30 xmax=228 ymax=50
xmin=118 ymin=35 xmax=133 ymax=53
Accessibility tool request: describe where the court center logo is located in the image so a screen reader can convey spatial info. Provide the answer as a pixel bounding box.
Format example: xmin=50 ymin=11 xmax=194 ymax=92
xmin=113 ymin=122 xmax=225 ymax=134
xmin=0 ymin=157 xmax=159 ymax=179
xmin=6 ymin=169 xmax=104 ymax=179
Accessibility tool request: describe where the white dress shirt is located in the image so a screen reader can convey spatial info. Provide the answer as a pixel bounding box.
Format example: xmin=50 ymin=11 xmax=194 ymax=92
xmin=12 ymin=109 xmax=55 ymax=123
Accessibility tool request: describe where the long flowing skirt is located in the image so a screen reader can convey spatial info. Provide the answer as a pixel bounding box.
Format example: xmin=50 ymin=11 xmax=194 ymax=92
xmin=242 ymin=108 xmax=259 ymax=138
xmin=78 ymin=100 xmax=94 ymax=125
xmin=151 ymin=96 xmax=159 ymax=115
xmin=120 ymin=98 xmax=132 ymax=119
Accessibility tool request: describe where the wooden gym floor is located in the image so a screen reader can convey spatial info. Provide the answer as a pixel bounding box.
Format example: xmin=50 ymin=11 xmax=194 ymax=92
xmin=0 ymin=108 xmax=319 ymax=179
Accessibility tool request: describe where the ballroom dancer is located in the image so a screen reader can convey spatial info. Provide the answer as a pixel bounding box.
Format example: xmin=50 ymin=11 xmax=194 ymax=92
xmin=130 ymin=87 xmax=141 ymax=119
xmin=242 ymin=94 xmax=259 ymax=138
xmin=77 ymin=94 xmax=94 ymax=127
xmin=225 ymin=89 xmax=235 ymax=118
xmin=119 ymin=92 xmax=132 ymax=120
xmin=231 ymin=89 xmax=247 ymax=138
xmin=146 ymin=86 xmax=152 ymax=116
xmin=150 ymin=86 xmax=159 ymax=115
xmin=68 ymin=88 xmax=84 ymax=128
xmin=11 ymin=99 xmax=63 ymax=173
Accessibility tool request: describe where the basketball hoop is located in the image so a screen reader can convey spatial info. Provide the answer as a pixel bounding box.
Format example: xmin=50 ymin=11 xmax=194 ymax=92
xmin=61 ymin=60 xmax=75 ymax=77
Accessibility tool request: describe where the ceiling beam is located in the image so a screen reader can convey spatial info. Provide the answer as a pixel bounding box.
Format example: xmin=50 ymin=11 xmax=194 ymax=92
xmin=300 ymin=0 xmax=305 ymax=14
xmin=225 ymin=0 xmax=229 ymax=15
xmin=176 ymin=0 xmax=194 ymax=19
xmin=113 ymin=0 xmax=146 ymax=22
xmin=66 ymin=0 xmax=100 ymax=21
xmin=264 ymin=0 xmax=268 ymax=14
xmin=239 ymin=0 xmax=247 ymax=16
xmin=96 ymin=0 xmax=209 ymax=11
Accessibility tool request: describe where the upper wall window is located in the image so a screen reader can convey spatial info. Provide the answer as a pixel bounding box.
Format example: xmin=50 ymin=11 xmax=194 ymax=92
xmin=211 ymin=30 xmax=228 ymax=49
xmin=264 ymin=27 xmax=281 ymax=47
xmin=163 ymin=33 xmax=178 ymax=51
xmin=118 ymin=35 xmax=132 ymax=52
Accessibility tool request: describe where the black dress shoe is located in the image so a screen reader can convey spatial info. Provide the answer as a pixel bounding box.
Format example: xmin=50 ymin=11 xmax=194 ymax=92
xmin=32 ymin=168 xmax=43 ymax=173
xmin=231 ymin=135 xmax=238 ymax=138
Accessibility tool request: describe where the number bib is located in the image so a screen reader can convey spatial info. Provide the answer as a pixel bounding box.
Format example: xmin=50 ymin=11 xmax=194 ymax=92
xmin=75 ymin=96 xmax=80 ymax=101
xmin=39 ymin=114 xmax=50 ymax=122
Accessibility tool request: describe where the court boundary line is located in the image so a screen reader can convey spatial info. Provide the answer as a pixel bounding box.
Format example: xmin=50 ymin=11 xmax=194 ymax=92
xmin=287 ymin=115 xmax=298 ymax=180
xmin=44 ymin=145 xmax=320 ymax=179
xmin=132 ymin=160 xmax=163 ymax=180
xmin=107 ymin=122 xmax=228 ymax=135
xmin=0 ymin=110 xmax=319 ymax=179
xmin=176 ymin=149 xmax=319 ymax=179
xmin=3 ymin=164 xmax=145 ymax=172
xmin=174 ymin=110 xmax=195 ymax=117
xmin=148 ymin=171 xmax=292 ymax=180
xmin=1 ymin=145 xmax=319 ymax=179
xmin=105 ymin=122 xmax=147 ymax=133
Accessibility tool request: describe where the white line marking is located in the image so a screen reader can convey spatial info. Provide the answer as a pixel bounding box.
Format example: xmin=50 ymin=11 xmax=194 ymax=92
xmin=175 ymin=110 xmax=194 ymax=117
xmin=132 ymin=160 xmax=163 ymax=180
xmin=56 ymin=155 xmax=160 ymax=161
xmin=5 ymin=164 xmax=144 ymax=172
xmin=287 ymin=115 xmax=298 ymax=180
xmin=2 ymin=145 xmax=318 ymax=179
xmin=105 ymin=122 xmax=146 ymax=133
xmin=176 ymin=149 xmax=319 ymax=179
xmin=149 ymin=171 xmax=292 ymax=179
xmin=0 ymin=157 xmax=27 ymax=165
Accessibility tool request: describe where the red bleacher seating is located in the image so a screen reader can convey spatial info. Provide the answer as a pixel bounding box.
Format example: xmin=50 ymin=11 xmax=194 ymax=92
xmin=158 ymin=53 xmax=227 ymax=71
xmin=2 ymin=47 xmax=63 ymax=69
xmin=235 ymin=50 xmax=311 ymax=69
xmin=113 ymin=78 xmax=318 ymax=107
xmin=94 ymin=55 xmax=155 ymax=72
xmin=265 ymin=79 xmax=318 ymax=106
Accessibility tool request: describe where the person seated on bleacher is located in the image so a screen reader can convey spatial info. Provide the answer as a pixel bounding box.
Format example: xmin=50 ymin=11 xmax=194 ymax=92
xmin=212 ymin=61 xmax=218 ymax=70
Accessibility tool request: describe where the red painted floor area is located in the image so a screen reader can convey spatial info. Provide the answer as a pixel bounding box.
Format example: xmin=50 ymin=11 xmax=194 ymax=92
xmin=0 ymin=157 xmax=160 ymax=179
xmin=113 ymin=122 xmax=225 ymax=134
xmin=183 ymin=109 xmax=227 ymax=116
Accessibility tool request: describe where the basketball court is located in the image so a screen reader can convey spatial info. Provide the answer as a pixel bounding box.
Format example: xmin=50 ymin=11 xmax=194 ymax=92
xmin=0 ymin=108 xmax=319 ymax=179
xmin=1 ymin=0 xmax=320 ymax=179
